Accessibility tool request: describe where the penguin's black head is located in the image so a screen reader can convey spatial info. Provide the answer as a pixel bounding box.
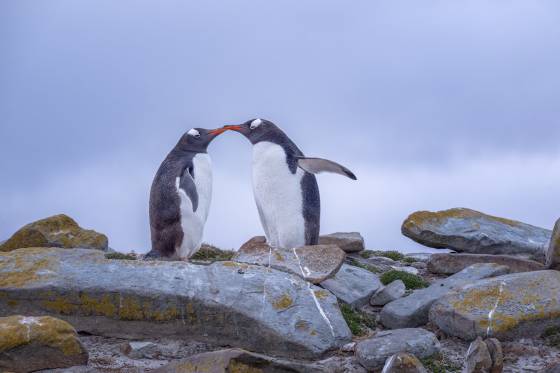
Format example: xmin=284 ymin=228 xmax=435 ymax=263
xmin=176 ymin=127 xmax=227 ymax=153
xmin=223 ymin=118 xmax=283 ymax=144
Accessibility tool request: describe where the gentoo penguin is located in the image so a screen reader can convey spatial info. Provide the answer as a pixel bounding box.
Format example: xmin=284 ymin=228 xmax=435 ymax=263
xmin=224 ymin=119 xmax=356 ymax=249
xmin=146 ymin=127 xmax=227 ymax=260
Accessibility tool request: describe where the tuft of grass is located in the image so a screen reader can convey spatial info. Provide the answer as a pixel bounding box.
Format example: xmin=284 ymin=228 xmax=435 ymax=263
xmin=421 ymin=357 xmax=461 ymax=373
xmin=347 ymin=258 xmax=383 ymax=274
xmin=543 ymin=326 xmax=560 ymax=347
xmin=339 ymin=303 xmax=376 ymax=336
xmin=190 ymin=244 xmax=235 ymax=262
xmin=380 ymin=270 xmax=429 ymax=290
xmin=401 ymin=256 xmax=417 ymax=264
xmin=105 ymin=252 xmax=137 ymax=260
xmin=360 ymin=250 xmax=404 ymax=261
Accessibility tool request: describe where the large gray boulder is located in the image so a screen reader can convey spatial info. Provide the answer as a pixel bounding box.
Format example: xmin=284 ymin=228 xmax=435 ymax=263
xmin=380 ymin=263 xmax=509 ymax=329
xmin=428 ymin=253 xmax=544 ymax=275
xmin=402 ymin=208 xmax=551 ymax=262
xmin=233 ymin=236 xmax=345 ymax=284
xmin=546 ymin=218 xmax=560 ymax=270
xmin=0 ymin=315 xmax=88 ymax=372
xmin=321 ymin=264 xmax=383 ymax=308
xmin=430 ymin=270 xmax=560 ymax=341
xmin=319 ymin=232 xmax=365 ymax=253
xmin=355 ymin=328 xmax=440 ymax=371
xmin=0 ymin=248 xmax=351 ymax=358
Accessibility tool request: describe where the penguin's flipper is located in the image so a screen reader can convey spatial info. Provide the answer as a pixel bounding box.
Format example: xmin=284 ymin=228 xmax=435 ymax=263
xmin=179 ymin=167 xmax=199 ymax=212
xmin=296 ymin=157 xmax=357 ymax=180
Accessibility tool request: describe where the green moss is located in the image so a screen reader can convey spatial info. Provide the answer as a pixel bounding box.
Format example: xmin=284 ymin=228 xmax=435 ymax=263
xmin=360 ymin=250 xmax=404 ymax=261
xmin=380 ymin=270 xmax=429 ymax=289
xmin=105 ymin=252 xmax=137 ymax=260
xmin=401 ymin=257 xmax=417 ymax=264
xmin=190 ymin=244 xmax=235 ymax=262
xmin=339 ymin=303 xmax=376 ymax=336
xmin=347 ymin=259 xmax=383 ymax=274
xmin=421 ymin=357 xmax=461 ymax=373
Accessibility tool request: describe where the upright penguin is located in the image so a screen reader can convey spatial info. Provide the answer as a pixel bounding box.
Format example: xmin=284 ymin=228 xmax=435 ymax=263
xmin=147 ymin=127 xmax=226 ymax=260
xmin=225 ymin=119 xmax=356 ymax=249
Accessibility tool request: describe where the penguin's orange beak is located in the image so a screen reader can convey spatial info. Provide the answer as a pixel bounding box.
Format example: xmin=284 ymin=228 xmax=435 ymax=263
xmin=208 ymin=127 xmax=228 ymax=136
xmin=222 ymin=125 xmax=243 ymax=132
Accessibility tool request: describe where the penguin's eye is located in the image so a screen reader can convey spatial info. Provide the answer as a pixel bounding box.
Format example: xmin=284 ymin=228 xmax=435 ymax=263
xmin=250 ymin=118 xmax=263 ymax=130
xmin=188 ymin=129 xmax=201 ymax=138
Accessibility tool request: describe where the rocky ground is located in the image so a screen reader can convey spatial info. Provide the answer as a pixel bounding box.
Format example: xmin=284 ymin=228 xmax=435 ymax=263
xmin=1 ymin=210 xmax=560 ymax=372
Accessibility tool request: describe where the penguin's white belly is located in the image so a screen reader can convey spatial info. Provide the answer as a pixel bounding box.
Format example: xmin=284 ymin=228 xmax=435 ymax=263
xmin=176 ymin=153 xmax=213 ymax=259
xmin=252 ymin=142 xmax=305 ymax=249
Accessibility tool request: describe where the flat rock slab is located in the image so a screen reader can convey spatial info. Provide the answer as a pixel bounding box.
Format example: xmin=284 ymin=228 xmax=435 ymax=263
xmin=0 ymin=248 xmax=351 ymax=358
xmin=430 ymin=270 xmax=560 ymax=341
xmin=155 ymin=349 xmax=367 ymax=373
xmin=428 ymin=253 xmax=544 ymax=275
xmin=370 ymin=280 xmax=406 ymax=306
xmin=321 ymin=264 xmax=383 ymax=308
xmin=355 ymin=328 xmax=440 ymax=371
xmin=0 ymin=315 xmax=88 ymax=372
xmin=319 ymin=232 xmax=365 ymax=253
xmin=380 ymin=263 xmax=509 ymax=329
xmin=402 ymin=208 xmax=551 ymax=262
xmin=233 ymin=237 xmax=345 ymax=284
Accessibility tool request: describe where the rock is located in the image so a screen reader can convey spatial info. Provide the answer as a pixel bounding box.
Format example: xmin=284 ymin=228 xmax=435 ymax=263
xmin=346 ymin=254 xmax=393 ymax=273
xmin=0 ymin=248 xmax=351 ymax=358
xmin=485 ymin=338 xmax=504 ymax=373
xmin=391 ymin=265 xmax=419 ymax=275
xmin=464 ymin=337 xmax=493 ymax=373
xmin=546 ymin=219 xmax=560 ymax=270
xmin=233 ymin=237 xmax=345 ymax=284
xmin=0 ymin=214 xmax=108 ymax=252
xmin=381 ymin=352 xmax=428 ymax=373
xmin=0 ymin=315 xmax=88 ymax=372
xmin=154 ymin=349 xmax=367 ymax=373
xmin=428 ymin=253 xmax=544 ymax=275
xmin=380 ymin=263 xmax=509 ymax=329
xmin=430 ymin=270 xmax=560 ymax=341
xmin=402 ymin=208 xmax=551 ymax=262
xmin=121 ymin=341 xmax=160 ymax=359
xmin=319 ymin=232 xmax=365 ymax=253
xmin=370 ymin=280 xmax=406 ymax=306
xmin=321 ymin=264 xmax=383 ymax=308
xmin=355 ymin=328 xmax=440 ymax=371
xmin=404 ymin=253 xmax=433 ymax=263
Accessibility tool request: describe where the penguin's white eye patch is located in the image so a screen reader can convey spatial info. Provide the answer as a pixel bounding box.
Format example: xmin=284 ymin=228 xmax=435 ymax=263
xmin=250 ymin=118 xmax=263 ymax=129
xmin=188 ymin=129 xmax=201 ymax=138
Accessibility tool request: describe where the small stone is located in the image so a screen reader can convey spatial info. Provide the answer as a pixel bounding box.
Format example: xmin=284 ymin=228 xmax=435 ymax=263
xmin=381 ymin=263 xmax=509 ymax=329
xmin=341 ymin=342 xmax=356 ymax=352
xmin=0 ymin=315 xmax=88 ymax=372
xmin=485 ymin=338 xmax=504 ymax=373
xmin=234 ymin=236 xmax=346 ymax=284
xmin=464 ymin=337 xmax=493 ymax=373
xmin=321 ymin=264 xmax=383 ymax=308
xmin=370 ymin=280 xmax=406 ymax=306
xmin=402 ymin=208 xmax=551 ymax=262
xmin=428 ymin=253 xmax=544 ymax=275
xmin=355 ymin=328 xmax=440 ymax=371
xmin=391 ymin=265 xmax=419 ymax=275
xmin=319 ymin=232 xmax=365 ymax=253
xmin=0 ymin=214 xmax=108 ymax=252
xmin=430 ymin=270 xmax=560 ymax=341
xmin=546 ymin=218 xmax=560 ymax=270
xmin=121 ymin=341 xmax=159 ymax=359
xmin=381 ymin=352 xmax=428 ymax=373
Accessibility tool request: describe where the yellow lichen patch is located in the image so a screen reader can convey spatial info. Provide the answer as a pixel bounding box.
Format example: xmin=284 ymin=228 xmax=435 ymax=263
xmin=272 ymin=294 xmax=293 ymax=310
xmin=313 ymin=290 xmax=330 ymax=300
xmin=274 ymin=251 xmax=285 ymax=262
xmin=228 ymin=361 xmax=263 ymax=373
xmin=79 ymin=294 xmax=118 ymax=317
xmin=6 ymin=300 xmax=18 ymax=307
xmin=405 ymin=208 xmax=522 ymax=229
xmin=0 ymin=250 xmax=57 ymax=288
xmin=451 ymin=286 xmax=514 ymax=314
xmin=118 ymin=296 xmax=146 ymax=320
xmin=222 ymin=261 xmax=239 ymax=267
xmin=0 ymin=316 xmax=83 ymax=357
xmin=42 ymin=296 xmax=77 ymax=315
xmin=295 ymin=320 xmax=310 ymax=331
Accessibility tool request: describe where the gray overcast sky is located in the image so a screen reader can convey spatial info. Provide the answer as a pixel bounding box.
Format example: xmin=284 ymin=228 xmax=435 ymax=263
xmin=1 ymin=1 xmax=559 ymax=253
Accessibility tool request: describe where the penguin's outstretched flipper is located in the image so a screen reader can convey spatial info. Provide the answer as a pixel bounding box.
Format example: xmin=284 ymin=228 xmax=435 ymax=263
xmin=296 ymin=157 xmax=357 ymax=180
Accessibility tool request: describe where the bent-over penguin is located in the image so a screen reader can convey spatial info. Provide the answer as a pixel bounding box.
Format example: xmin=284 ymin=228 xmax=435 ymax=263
xmin=224 ymin=119 xmax=356 ymax=249
xmin=146 ymin=127 xmax=227 ymax=260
